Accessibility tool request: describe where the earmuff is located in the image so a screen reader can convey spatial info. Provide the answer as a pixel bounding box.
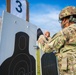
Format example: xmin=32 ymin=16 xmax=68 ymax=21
xmin=69 ymin=16 xmax=76 ymax=23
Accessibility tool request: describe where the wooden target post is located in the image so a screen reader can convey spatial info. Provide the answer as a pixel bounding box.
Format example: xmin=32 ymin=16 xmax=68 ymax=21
xmin=6 ymin=0 xmax=29 ymax=21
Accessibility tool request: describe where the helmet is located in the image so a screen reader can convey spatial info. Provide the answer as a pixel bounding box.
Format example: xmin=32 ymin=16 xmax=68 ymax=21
xmin=59 ymin=6 xmax=76 ymax=20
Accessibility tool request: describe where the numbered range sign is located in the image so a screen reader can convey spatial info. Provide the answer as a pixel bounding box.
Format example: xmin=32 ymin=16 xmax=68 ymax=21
xmin=6 ymin=0 xmax=29 ymax=21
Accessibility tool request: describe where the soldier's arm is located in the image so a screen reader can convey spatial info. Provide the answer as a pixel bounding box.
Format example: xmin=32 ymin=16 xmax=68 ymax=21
xmin=38 ymin=31 xmax=66 ymax=53
xmin=43 ymin=35 xmax=66 ymax=53
xmin=38 ymin=25 xmax=76 ymax=53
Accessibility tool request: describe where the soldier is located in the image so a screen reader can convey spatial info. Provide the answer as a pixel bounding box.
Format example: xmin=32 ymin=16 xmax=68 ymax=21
xmin=38 ymin=6 xmax=76 ymax=75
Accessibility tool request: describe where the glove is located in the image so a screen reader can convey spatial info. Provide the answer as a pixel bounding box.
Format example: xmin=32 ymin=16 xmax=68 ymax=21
xmin=38 ymin=35 xmax=46 ymax=45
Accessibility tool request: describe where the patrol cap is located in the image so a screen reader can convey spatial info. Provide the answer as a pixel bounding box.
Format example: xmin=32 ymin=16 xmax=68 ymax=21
xmin=59 ymin=6 xmax=76 ymax=20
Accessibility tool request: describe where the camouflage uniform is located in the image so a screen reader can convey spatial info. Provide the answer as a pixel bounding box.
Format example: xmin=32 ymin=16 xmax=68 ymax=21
xmin=38 ymin=35 xmax=51 ymax=45
xmin=38 ymin=6 xmax=76 ymax=75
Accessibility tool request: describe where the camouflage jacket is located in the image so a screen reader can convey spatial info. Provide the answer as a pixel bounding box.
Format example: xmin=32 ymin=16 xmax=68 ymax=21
xmin=38 ymin=35 xmax=51 ymax=44
xmin=38 ymin=24 xmax=76 ymax=54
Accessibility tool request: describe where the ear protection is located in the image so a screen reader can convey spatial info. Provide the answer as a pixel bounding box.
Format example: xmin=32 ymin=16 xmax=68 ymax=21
xmin=69 ymin=16 xmax=76 ymax=23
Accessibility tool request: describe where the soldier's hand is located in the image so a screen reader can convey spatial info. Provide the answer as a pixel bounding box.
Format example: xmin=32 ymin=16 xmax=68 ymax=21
xmin=38 ymin=38 xmax=45 ymax=45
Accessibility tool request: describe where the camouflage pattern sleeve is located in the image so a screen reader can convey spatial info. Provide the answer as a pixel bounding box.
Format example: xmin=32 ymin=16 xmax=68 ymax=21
xmin=62 ymin=24 xmax=76 ymax=39
xmin=38 ymin=24 xmax=76 ymax=53
xmin=38 ymin=30 xmax=66 ymax=53
xmin=43 ymin=33 xmax=66 ymax=53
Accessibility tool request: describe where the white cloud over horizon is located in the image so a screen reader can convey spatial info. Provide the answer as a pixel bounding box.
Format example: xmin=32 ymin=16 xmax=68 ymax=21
xmin=30 ymin=4 xmax=61 ymax=36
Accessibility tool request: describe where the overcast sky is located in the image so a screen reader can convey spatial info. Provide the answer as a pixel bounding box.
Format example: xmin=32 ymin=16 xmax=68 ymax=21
xmin=0 ymin=0 xmax=76 ymax=36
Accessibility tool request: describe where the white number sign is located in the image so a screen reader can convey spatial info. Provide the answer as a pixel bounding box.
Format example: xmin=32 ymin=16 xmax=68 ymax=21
xmin=6 ymin=0 xmax=29 ymax=21
xmin=11 ymin=0 xmax=27 ymax=20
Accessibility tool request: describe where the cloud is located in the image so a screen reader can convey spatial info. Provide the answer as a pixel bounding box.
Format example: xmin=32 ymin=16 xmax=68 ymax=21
xmin=30 ymin=4 xmax=62 ymax=36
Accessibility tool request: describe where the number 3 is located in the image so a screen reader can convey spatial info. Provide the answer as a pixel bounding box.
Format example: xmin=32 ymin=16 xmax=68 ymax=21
xmin=16 ymin=0 xmax=22 ymax=13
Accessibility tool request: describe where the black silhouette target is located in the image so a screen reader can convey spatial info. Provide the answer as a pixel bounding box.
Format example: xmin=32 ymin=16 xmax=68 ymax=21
xmin=0 ymin=32 xmax=36 ymax=75
xmin=41 ymin=52 xmax=58 ymax=75
xmin=8 ymin=54 xmax=33 ymax=75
